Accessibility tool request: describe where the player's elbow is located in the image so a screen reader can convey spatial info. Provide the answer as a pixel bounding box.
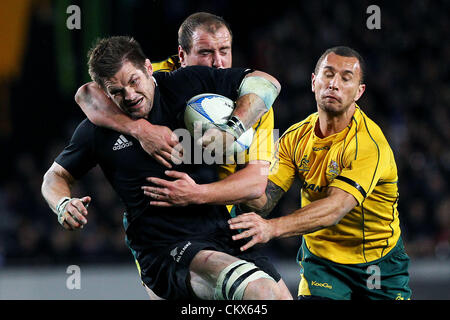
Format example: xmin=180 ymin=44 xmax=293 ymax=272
xmin=248 ymin=70 xmax=281 ymax=94
xmin=249 ymin=182 xmax=266 ymax=200
xmin=271 ymin=76 xmax=281 ymax=95
xmin=75 ymin=82 xmax=107 ymax=125
xmin=326 ymin=200 xmax=356 ymax=227
xmin=75 ymin=82 xmax=100 ymax=109
xmin=326 ymin=211 xmax=346 ymax=227
xmin=245 ymin=174 xmax=268 ymax=200
xmin=75 ymin=83 xmax=90 ymax=104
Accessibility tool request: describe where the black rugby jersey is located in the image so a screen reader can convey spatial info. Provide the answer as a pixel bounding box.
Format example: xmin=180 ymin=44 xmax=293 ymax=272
xmin=55 ymin=66 xmax=251 ymax=245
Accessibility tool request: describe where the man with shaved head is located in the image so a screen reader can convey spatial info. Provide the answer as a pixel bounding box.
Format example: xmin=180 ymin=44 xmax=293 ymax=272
xmin=229 ymin=46 xmax=412 ymax=300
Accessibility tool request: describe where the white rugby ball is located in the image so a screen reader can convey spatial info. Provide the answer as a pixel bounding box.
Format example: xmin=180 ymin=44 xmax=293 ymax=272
xmin=184 ymin=93 xmax=254 ymax=154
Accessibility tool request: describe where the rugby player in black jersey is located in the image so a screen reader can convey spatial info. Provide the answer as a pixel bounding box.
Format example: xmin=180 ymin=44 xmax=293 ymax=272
xmin=41 ymin=36 xmax=291 ymax=300
xmin=73 ymin=13 xmax=292 ymax=300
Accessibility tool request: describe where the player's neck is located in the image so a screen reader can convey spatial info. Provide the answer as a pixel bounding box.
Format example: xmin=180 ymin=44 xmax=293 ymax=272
xmin=316 ymin=104 xmax=355 ymax=138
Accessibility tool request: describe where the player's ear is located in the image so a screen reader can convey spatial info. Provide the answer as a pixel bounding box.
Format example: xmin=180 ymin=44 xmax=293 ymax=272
xmin=144 ymin=59 xmax=153 ymax=75
xmin=311 ymin=73 xmax=316 ymax=92
xmin=178 ymin=45 xmax=187 ymax=67
xmin=355 ymin=83 xmax=366 ymax=102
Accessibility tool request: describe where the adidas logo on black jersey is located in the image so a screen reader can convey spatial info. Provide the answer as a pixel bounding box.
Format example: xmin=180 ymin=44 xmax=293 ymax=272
xmin=113 ymin=135 xmax=133 ymax=151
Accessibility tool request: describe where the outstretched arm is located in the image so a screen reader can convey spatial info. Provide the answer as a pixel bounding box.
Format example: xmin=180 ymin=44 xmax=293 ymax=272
xmin=75 ymin=82 xmax=180 ymax=168
xmin=142 ymin=161 xmax=270 ymax=207
xmin=229 ymin=187 xmax=358 ymax=251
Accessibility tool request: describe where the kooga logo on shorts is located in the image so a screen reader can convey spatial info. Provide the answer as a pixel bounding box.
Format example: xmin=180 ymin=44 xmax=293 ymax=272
xmin=311 ymin=281 xmax=332 ymax=289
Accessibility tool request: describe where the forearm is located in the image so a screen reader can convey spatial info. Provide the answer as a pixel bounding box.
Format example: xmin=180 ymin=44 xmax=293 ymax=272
xmin=88 ymin=103 xmax=149 ymax=139
xmin=270 ymin=189 xmax=356 ymax=238
xmin=232 ymin=93 xmax=268 ymax=130
xmin=233 ymin=71 xmax=281 ymax=130
xmin=198 ymin=162 xmax=268 ymax=205
xmin=42 ymin=167 xmax=73 ymax=214
xmin=75 ymin=82 xmax=148 ymax=139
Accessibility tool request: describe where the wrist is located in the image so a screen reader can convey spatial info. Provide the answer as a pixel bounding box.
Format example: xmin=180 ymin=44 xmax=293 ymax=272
xmin=56 ymin=197 xmax=70 ymax=214
xmin=226 ymin=115 xmax=246 ymax=139
xmin=268 ymin=217 xmax=282 ymax=239
xmin=56 ymin=196 xmax=72 ymax=224
xmin=194 ymin=184 xmax=209 ymax=205
xmin=130 ymin=118 xmax=152 ymax=139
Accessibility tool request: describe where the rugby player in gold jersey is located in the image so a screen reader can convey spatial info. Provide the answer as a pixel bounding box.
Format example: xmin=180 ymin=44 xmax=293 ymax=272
xmin=229 ymin=46 xmax=412 ymax=300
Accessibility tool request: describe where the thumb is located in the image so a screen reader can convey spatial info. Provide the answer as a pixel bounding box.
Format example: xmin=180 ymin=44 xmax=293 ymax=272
xmin=170 ymin=131 xmax=179 ymax=144
xmin=81 ymin=196 xmax=91 ymax=206
xmin=195 ymin=136 xmax=206 ymax=149
xmin=164 ymin=170 xmax=187 ymax=180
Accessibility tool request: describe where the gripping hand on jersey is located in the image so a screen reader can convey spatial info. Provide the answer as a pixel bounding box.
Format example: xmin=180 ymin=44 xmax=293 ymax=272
xmin=135 ymin=123 xmax=184 ymax=168
xmin=228 ymin=212 xmax=275 ymax=251
xmin=143 ymin=171 xmax=203 ymax=207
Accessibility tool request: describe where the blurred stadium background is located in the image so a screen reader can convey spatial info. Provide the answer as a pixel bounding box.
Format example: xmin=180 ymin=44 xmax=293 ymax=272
xmin=0 ymin=0 xmax=449 ymax=299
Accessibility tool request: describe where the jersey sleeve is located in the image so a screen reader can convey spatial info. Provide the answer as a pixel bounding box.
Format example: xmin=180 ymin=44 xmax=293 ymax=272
xmin=160 ymin=66 xmax=253 ymax=114
xmin=268 ymin=131 xmax=297 ymax=192
xmin=329 ymin=132 xmax=389 ymax=205
xmin=207 ymin=66 xmax=253 ymax=99
xmin=54 ymin=119 xmax=98 ymax=179
xmin=151 ymin=55 xmax=180 ymax=73
xmin=185 ymin=66 xmax=252 ymax=99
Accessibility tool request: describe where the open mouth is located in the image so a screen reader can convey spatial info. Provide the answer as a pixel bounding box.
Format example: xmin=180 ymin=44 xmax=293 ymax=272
xmin=127 ymin=97 xmax=144 ymax=110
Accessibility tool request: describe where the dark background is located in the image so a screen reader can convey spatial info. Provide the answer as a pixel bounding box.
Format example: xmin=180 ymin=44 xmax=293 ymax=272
xmin=0 ymin=0 xmax=448 ymax=275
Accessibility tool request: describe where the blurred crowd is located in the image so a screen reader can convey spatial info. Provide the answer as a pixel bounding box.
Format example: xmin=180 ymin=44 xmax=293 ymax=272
xmin=0 ymin=0 xmax=448 ymax=267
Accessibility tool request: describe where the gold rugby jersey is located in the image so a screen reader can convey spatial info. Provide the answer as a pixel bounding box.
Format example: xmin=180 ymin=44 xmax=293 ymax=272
xmin=152 ymin=55 xmax=181 ymax=73
xmin=152 ymin=55 xmax=275 ymax=180
xmin=269 ymin=106 xmax=401 ymax=264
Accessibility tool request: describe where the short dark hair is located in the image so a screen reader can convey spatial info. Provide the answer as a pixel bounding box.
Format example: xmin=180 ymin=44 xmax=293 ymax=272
xmin=314 ymin=46 xmax=366 ymax=83
xmin=178 ymin=12 xmax=233 ymax=54
xmin=87 ymin=36 xmax=147 ymax=89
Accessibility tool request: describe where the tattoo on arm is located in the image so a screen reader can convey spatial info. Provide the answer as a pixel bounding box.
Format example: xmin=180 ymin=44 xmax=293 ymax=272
xmin=240 ymin=180 xmax=285 ymax=217
xmin=260 ymin=180 xmax=285 ymax=216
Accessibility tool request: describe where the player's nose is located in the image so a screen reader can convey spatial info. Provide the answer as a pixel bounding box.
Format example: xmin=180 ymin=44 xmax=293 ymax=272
xmin=212 ymin=52 xmax=225 ymax=69
xmin=123 ymin=87 xmax=137 ymax=102
xmin=328 ymin=75 xmax=341 ymax=90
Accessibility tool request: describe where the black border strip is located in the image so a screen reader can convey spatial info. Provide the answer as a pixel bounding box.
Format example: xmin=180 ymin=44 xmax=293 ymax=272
xmin=335 ymin=176 xmax=367 ymax=199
